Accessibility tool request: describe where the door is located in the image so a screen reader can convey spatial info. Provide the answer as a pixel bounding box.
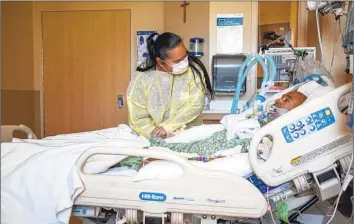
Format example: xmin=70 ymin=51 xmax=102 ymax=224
xmin=42 ymin=10 xmax=131 ymax=136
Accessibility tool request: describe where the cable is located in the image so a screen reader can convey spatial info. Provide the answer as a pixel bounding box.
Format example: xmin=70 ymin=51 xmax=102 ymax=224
xmin=330 ymin=20 xmax=338 ymax=73
xmin=291 ymin=55 xmax=301 ymax=83
xmin=330 ymin=19 xmax=344 ymax=72
xmin=288 ymin=196 xmax=319 ymax=222
xmin=316 ymin=7 xmax=325 ymax=64
xmin=325 ymin=148 xmax=354 ymax=224
xmin=339 ymin=18 xmax=342 ymax=38
xmin=330 ymin=13 xmax=349 ymax=73
xmin=327 ymin=1 xmax=336 ymax=16
xmin=343 ymin=2 xmax=353 ymax=53
xmin=266 ymin=186 xmax=277 ymax=224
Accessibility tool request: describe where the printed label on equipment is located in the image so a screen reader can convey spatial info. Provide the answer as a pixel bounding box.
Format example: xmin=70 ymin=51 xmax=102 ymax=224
xmin=282 ymin=107 xmax=335 ymax=143
xmin=139 ymin=192 xmax=166 ymax=202
xmin=207 ymin=198 xmax=226 ymax=204
xmin=290 ymin=135 xmax=352 ymax=166
xmin=172 ymin=196 xmax=195 ymax=201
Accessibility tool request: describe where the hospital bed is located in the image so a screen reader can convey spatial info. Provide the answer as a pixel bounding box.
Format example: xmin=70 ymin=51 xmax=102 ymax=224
xmin=73 ymin=82 xmax=353 ymax=224
xmin=1 ymin=82 xmax=353 ymax=224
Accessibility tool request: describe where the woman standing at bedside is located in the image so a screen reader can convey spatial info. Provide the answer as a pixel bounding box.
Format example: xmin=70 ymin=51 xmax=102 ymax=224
xmin=127 ymin=32 xmax=213 ymax=139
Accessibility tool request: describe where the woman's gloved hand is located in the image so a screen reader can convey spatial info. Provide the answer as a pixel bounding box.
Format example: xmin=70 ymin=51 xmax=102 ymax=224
xmin=151 ymin=126 xmax=167 ymax=139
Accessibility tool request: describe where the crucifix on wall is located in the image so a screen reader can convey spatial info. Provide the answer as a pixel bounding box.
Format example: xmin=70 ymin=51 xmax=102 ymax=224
xmin=180 ymin=1 xmax=190 ymax=23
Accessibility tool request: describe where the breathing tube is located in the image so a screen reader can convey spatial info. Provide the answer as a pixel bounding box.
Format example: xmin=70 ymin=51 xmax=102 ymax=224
xmin=263 ymin=54 xmax=277 ymax=84
xmin=230 ymin=53 xmax=276 ymax=114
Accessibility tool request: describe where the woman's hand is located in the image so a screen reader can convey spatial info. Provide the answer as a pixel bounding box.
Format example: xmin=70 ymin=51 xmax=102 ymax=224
xmin=151 ymin=126 xmax=167 ymax=139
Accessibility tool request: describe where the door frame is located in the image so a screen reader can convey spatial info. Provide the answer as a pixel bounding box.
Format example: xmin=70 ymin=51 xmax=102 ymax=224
xmin=34 ymin=3 xmax=135 ymax=138
xmin=40 ymin=9 xmax=131 ymax=136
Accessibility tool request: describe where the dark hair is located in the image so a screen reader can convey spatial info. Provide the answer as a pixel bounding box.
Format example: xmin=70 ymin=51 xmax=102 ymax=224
xmin=137 ymin=32 xmax=213 ymax=97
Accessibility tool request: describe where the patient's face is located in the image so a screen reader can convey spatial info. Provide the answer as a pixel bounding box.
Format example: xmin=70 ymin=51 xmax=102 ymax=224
xmin=275 ymin=91 xmax=307 ymax=111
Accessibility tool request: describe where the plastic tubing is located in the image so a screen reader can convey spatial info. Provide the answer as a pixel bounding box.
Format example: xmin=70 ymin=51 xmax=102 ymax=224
xmin=262 ymin=54 xmax=277 ymax=83
xmin=230 ymin=54 xmax=269 ymax=114
xmin=230 ymin=55 xmax=252 ymax=114
xmin=253 ymin=54 xmax=269 ymax=89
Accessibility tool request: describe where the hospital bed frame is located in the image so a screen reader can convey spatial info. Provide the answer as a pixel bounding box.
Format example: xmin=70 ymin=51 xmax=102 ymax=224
xmin=2 ymin=84 xmax=353 ymax=224
xmin=0 ymin=124 xmax=37 ymax=142
xmin=72 ymin=83 xmax=353 ymax=224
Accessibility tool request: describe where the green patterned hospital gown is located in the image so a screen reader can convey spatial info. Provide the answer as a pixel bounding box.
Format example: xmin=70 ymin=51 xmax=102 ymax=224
xmin=120 ymin=130 xmax=251 ymax=169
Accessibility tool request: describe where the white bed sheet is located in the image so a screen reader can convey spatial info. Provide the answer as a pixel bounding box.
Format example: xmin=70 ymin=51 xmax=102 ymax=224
xmin=1 ymin=122 xmax=253 ymax=224
xmin=131 ymin=153 xmax=253 ymax=182
xmin=1 ymin=131 xmax=149 ymax=224
xmin=43 ymin=124 xmax=141 ymax=141
xmin=0 ymin=106 xmax=283 ymax=224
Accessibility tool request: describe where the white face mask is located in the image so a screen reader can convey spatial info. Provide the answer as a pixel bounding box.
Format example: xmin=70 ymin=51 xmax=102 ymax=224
xmin=163 ymin=56 xmax=189 ymax=75
xmin=275 ymin=107 xmax=289 ymax=115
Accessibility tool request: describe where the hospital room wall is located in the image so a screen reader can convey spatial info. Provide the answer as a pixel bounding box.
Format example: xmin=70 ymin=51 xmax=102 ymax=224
xmin=305 ymin=9 xmax=350 ymax=86
xmin=321 ymin=14 xmax=351 ymax=85
xmin=164 ymin=2 xmax=210 ymax=72
xmin=1 ymin=2 xmax=37 ymax=136
xmin=209 ymin=2 xmax=258 ymax=101
xmin=257 ymin=2 xmax=298 ymax=78
xmin=1 ymin=1 xmax=164 ymax=138
xmin=257 ymin=1 xmax=349 ymax=87
xmin=259 ymin=2 xmax=291 ymax=25
xmin=32 ymin=1 xmax=164 ymax=91
xmin=32 ymin=2 xmax=164 ymax=137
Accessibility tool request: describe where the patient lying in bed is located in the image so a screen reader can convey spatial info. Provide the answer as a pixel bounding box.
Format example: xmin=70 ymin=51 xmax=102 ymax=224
xmin=265 ymin=91 xmax=307 ymax=123
xmin=118 ymin=90 xmax=308 ymax=169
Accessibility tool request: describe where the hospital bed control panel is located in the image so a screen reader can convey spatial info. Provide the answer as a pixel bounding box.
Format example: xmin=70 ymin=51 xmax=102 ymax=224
xmin=282 ymin=107 xmax=335 ymax=143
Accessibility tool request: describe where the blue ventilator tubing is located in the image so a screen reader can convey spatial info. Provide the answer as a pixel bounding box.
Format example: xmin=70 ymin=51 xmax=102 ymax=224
xmin=231 ymin=53 xmax=275 ymax=114
xmin=263 ymin=54 xmax=277 ymax=83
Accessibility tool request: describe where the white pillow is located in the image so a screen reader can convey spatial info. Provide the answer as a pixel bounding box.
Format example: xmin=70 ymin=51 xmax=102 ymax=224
xmin=82 ymin=139 xmax=150 ymax=174
xmin=203 ymin=154 xmax=253 ymax=177
xmin=133 ymin=160 xmax=184 ymax=182
xmin=297 ymin=81 xmax=334 ymax=102
xmin=83 ymin=155 xmax=126 ymax=174
xmin=133 ymin=154 xmax=253 ymax=182
xmin=165 ymin=124 xmax=225 ymax=144
xmin=102 ymin=167 xmax=138 ymax=176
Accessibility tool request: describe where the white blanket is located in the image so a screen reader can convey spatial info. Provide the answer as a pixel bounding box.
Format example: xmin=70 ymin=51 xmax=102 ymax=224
xmin=1 ymin=128 xmax=149 ymax=224
xmin=0 ymin=122 xmax=261 ymax=224
xmin=44 ymin=124 xmax=141 ymax=141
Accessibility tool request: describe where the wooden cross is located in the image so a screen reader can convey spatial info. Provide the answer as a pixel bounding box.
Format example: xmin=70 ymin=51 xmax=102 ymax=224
xmin=180 ymin=1 xmax=190 ymax=23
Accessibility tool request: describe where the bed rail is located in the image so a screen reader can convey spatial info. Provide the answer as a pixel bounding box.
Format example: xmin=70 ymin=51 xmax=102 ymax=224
xmin=75 ymin=146 xmax=268 ymax=218
xmin=249 ymin=82 xmax=353 ymax=187
xmin=1 ymin=124 xmax=37 ymax=142
xmin=76 ymin=147 xmax=196 ymax=174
